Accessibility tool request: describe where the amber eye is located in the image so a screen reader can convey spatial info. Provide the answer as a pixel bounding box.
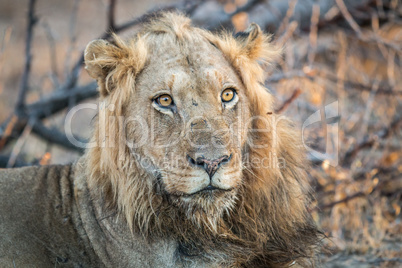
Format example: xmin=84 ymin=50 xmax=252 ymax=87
xmin=221 ymin=88 xmax=236 ymax=102
xmin=156 ymin=94 xmax=173 ymax=107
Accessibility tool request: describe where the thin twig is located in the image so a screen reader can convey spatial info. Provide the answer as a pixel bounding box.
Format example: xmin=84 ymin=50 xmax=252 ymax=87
xmin=359 ymin=78 xmax=380 ymax=137
xmin=0 ymin=115 xmax=86 ymax=154
xmin=308 ymin=3 xmax=320 ymax=66
xmin=275 ymin=88 xmax=302 ymax=113
xmin=0 ymin=26 xmax=13 ymax=54
xmin=42 ymin=21 xmax=60 ymax=88
xmin=0 ymin=115 xmax=18 ymax=150
xmin=0 ymin=82 xmax=97 ymax=149
xmin=311 ymin=176 xmax=401 ymax=212
xmin=64 ymin=0 xmax=80 ymax=79
xmin=275 ymin=21 xmax=298 ymax=46
xmin=267 ymin=69 xmax=402 ymax=95
xmin=107 ymin=0 xmax=117 ymax=32
xmin=267 ymin=70 xmax=310 ymax=83
xmin=0 ymin=155 xmax=31 ymax=168
xmin=229 ymin=0 xmax=264 ymax=16
xmin=336 ymin=0 xmax=401 ymax=51
xmin=0 ymin=27 xmax=13 ymax=94
xmin=312 ymin=191 xmax=365 ymax=212
xmin=15 ymin=0 xmax=38 ymax=113
xmin=343 ymin=116 xmax=402 ymax=164
xmin=276 ymin=0 xmax=297 ymax=35
xmin=7 ymin=118 xmax=35 ymax=168
xmin=335 ymin=0 xmax=363 ymax=37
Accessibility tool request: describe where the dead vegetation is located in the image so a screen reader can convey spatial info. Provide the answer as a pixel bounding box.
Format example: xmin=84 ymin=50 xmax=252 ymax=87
xmin=0 ymin=0 xmax=401 ymax=266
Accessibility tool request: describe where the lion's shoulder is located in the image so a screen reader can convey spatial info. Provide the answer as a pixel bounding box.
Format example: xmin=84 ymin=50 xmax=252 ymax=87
xmin=0 ymin=164 xmax=73 ymax=211
xmin=0 ymin=164 xmax=100 ymax=267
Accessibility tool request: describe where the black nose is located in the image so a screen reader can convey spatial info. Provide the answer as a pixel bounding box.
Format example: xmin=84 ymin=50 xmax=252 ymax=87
xmin=187 ymin=154 xmax=231 ymax=178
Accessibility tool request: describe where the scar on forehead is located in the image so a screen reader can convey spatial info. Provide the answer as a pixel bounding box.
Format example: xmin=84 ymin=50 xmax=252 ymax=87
xmin=206 ymin=70 xmax=230 ymax=87
xmin=168 ymin=74 xmax=176 ymax=89
xmin=214 ymin=70 xmax=224 ymax=85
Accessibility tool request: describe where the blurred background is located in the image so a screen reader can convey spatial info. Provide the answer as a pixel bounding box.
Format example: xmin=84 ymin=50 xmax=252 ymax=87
xmin=0 ymin=0 xmax=401 ymax=266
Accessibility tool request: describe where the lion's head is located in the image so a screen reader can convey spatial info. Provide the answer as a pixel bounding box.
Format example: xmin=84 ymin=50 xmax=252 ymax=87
xmin=84 ymin=13 xmax=321 ymax=266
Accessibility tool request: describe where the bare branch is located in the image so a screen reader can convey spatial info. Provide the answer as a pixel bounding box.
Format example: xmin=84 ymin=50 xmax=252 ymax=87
xmin=267 ymin=70 xmax=402 ymax=96
xmin=0 ymin=82 xmax=97 ymax=150
xmin=107 ymin=0 xmax=117 ymax=32
xmin=308 ymin=4 xmax=320 ymax=66
xmin=64 ymin=0 xmax=202 ymax=91
xmin=0 ymin=27 xmax=13 ymax=94
xmin=64 ymin=0 xmax=80 ymax=79
xmin=311 ymin=176 xmax=401 ymax=212
xmin=276 ymin=0 xmax=297 ymax=35
xmin=275 ymin=21 xmax=298 ymax=46
xmin=336 ymin=0 xmax=401 ymax=51
xmin=42 ymin=21 xmax=60 ymax=88
xmin=267 ymin=70 xmax=310 ymax=83
xmin=31 ymin=120 xmax=85 ymax=153
xmin=7 ymin=118 xmax=34 ymax=168
xmin=343 ymin=115 xmax=402 ymax=164
xmin=0 ymin=155 xmax=31 ymax=168
xmin=229 ymin=0 xmax=265 ymax=17
xmin=15 ymin=0 xmax=38 ymax=113
xmin=0 ymin=115 xmax=18 ymax=150
xmin=275 ymin=88 xmax=302 ymax=114
xmin=27 ymin=82 xmax=98 ymax=119
xmin=335 ymin=0 xmax=363 ymax=37
xmin=312 ymin=191 xmax=365 ymax=212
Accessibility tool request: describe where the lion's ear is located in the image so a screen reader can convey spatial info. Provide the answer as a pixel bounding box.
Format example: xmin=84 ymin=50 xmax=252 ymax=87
xmin=84 ymin=39 xmax=123 ymax=96
xmin=233 ymin=23 xmax=279 ymax=62
xmin=84 ymin=36 xmax=148 ymax=97
xmin=234 ymin=23 xmax=261 ymax=57
xmin=85 ymin=39 xmax=117 ymax=79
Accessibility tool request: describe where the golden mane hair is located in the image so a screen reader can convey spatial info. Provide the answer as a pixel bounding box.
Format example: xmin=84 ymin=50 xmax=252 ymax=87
xmin=84 ymin=12 xmax=321 ymax=267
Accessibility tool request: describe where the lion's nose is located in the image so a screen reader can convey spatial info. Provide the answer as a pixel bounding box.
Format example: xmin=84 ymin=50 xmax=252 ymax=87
xmin=187 ymin=154 xmax=232 ymax=178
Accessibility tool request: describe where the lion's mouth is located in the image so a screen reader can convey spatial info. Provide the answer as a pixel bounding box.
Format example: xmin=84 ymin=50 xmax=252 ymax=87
xmin=182 ymin=185 xmax=233 ymax=197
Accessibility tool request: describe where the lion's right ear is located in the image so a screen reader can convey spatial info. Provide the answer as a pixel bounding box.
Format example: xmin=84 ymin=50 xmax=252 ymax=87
xmin=85 ymin=39 xmax=122 ymax=76
xmin=84 ymin=39 xmax=124 ymax=97
xmin=84 ymin=36 xmax=148 ymax=97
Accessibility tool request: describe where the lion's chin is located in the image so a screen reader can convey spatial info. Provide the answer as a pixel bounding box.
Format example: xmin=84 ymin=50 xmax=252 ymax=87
xmin=168 ymin=188 xmax=238 ymax=227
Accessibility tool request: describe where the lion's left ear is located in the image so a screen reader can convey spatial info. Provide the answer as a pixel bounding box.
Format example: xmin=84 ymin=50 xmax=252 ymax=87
xmin=207 ymin=22 xmax=281 ymax=70
xmin=233 ymin=23 xmax=281 ymax=64
xmin=233 ymin=23 xmax=264 ymax=61
xmin=207 ymin=23 xmax=281 ymax=114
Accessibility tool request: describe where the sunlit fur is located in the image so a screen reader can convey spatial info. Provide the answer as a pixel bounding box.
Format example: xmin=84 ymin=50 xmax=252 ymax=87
xmin=84 ymin=12 xmax=321 ymax=267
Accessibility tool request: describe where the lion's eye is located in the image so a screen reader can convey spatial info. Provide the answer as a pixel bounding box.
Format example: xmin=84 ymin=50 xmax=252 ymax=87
xmin=221 ymin=88 xmax=236 ymax=102
xmin=156 ymin=94 xmax=173 ymax=107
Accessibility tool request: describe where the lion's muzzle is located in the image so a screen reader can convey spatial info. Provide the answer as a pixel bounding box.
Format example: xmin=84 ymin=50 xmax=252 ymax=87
xmin=186 ymin=154 xmax=231 ymax=178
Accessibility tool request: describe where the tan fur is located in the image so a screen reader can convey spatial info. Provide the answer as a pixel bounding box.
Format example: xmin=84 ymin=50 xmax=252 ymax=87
xmin=84 ymin=12 xmax=321 ymax=266
xmin=0 ymin=12 xmax=321 ymax=267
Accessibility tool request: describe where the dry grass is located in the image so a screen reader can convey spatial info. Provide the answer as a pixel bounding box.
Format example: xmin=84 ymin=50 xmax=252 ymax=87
xmin=270 ymin=20 xmax=402 ymax=267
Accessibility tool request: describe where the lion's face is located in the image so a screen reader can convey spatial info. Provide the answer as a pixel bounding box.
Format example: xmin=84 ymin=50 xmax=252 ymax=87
xmin=83 ymin=14 xmax=276 ymax=224
xmin=84 ymin=14 xmax=321 ymax=265
xmin=126 ymin=34 xmax=251 ymax=212
xmin=83 ymin=14 xmax=274 ymax=223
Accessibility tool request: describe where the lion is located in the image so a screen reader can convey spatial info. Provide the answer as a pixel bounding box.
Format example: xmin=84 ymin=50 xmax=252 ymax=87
xmin=0 ymin=13 xmax=321 ymax=267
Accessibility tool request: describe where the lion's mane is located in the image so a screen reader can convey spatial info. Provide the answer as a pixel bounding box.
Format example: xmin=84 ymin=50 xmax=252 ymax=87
xmin=84 ymin=13 xmax=321 ymax=267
